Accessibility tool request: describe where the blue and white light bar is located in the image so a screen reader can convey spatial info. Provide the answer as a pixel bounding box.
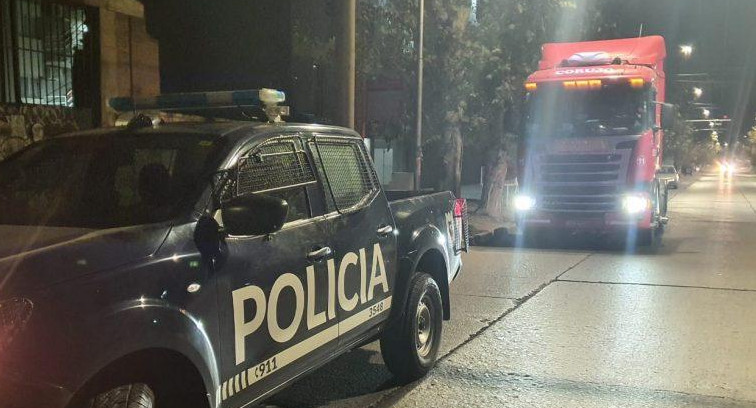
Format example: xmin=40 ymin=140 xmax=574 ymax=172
xmin=109 ymin=89 xmax=286 ymax=112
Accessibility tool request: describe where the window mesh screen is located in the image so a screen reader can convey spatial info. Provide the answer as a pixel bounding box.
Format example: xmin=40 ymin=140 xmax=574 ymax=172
xmin=315 ymin=140 xmax=377 ymax=211
xmin=236 ymin=139 xmax=316 ymax=196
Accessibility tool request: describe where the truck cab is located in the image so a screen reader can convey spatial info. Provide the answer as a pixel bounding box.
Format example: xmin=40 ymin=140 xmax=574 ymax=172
xmin=516 ymin=36 xmax=675 ymax=246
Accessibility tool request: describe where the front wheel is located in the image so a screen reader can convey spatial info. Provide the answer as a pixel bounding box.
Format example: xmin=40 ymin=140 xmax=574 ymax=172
xmin=88 ymin=383 xmax=155 ymax=408
xmin=636 ymin=228 xmax=658 ymax=247
xmin=380 ymin=273 xmax=443 ymax=384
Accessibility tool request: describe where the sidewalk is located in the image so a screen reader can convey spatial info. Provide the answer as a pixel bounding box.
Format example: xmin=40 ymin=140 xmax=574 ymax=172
xmin=466 ymin=201 xmax=517 ymax=246
xmin=461 ymin=183 xmax=518 ymax=246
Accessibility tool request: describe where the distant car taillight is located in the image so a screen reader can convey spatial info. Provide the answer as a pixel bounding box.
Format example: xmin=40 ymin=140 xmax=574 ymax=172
xmin=453 ymin=199 xmax=469 ymax=253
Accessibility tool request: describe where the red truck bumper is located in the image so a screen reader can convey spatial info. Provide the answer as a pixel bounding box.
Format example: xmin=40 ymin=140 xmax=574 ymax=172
xmin=518 ymin=210 xmax=653 ymax=233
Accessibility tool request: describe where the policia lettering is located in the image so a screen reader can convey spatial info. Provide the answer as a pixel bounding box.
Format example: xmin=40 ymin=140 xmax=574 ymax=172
xmin=232 ymin=243 xmax=389 ymax=365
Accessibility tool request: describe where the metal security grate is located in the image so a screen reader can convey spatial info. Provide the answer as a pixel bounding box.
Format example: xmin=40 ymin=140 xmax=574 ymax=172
xmin=0 ymin=0 xmax=97 ymax=106
xmin=236 ymin=139 xmax=316 ymax=196
xmin=314 ymin=139 xmax=378 ymax=212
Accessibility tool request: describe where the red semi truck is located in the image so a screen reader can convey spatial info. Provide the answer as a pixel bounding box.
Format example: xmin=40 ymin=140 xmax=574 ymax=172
xmin=516 ymin=36 xmax=677 ymax=246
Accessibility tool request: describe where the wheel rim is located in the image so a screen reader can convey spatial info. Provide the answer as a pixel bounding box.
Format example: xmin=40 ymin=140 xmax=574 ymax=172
xmin=415 ymin=293 xmax=435 ymax=358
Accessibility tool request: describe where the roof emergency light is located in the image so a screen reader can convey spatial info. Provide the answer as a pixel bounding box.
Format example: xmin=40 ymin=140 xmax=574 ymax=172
xmin=259 ymin=88 xmax=286 ymax=105
xmin=109 ymin=89 xmax=290 ymax=123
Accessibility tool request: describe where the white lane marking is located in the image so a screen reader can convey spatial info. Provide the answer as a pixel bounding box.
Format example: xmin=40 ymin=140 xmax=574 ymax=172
xmin=220 ymin=296 xmax=392 ymax=402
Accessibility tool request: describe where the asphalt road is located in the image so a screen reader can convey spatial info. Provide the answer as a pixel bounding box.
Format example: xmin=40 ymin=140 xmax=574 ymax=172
xmin=267 ymin=170 xmax=756 ymax=408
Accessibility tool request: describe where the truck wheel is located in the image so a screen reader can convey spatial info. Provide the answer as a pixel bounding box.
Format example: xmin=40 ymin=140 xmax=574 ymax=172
xmin=521 ymin=228 xmax=549 ymax=248
xmin=637 ymin=227 xmax=661 ymax=248
xmin=88 ymin=383 xmax=155 ymax=408
xmin=380 ymin=273 xmax=443 ymax=384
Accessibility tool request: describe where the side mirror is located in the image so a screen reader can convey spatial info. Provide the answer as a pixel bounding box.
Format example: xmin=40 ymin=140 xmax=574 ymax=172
xmin=222 ymin=194 xmax=289 ymax=236
xmin=660 ymin=103 xmax=677 ymax=131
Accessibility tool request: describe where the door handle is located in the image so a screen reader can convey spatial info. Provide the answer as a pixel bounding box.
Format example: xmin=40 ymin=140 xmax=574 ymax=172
xmin=377 ymin=225 xmax=394 ymax=237
xmin=307 ymin=246 xmax=333 ymax=262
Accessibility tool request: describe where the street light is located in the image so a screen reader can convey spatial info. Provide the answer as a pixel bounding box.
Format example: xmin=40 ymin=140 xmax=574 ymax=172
xmin=703 ymin=108 xmax=711 ymax=118
xmin=693 ymin=87 xmax=703 ymax=98
xmin=680 ymin=44 xmax=693 ymax=58
xmin=414 ymin=0 xmax=425 ymax=191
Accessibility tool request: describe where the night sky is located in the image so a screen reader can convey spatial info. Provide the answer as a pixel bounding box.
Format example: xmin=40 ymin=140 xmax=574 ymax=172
xmin=597 ymin=0 xmax=756 ymax=144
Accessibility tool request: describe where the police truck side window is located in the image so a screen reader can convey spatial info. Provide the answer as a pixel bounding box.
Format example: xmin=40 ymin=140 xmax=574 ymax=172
xmin=315 ymin=139 xmax=378 ymax=212
xmin=234 ymin=138 xmax=316 ymax=223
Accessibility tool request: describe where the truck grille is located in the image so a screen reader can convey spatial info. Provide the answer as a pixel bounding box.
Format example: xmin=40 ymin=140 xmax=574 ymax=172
xmin=536 ymin=152 xmax=628 ymax=213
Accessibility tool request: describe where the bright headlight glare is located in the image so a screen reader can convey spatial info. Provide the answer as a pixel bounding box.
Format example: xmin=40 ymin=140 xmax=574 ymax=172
xmin=622 ymin=195 xmax=649 ymax=214
xmin=0 ymin=298 xmax=33 ymax=353
xmin=514 ymin=195 xmax=536 ymax=211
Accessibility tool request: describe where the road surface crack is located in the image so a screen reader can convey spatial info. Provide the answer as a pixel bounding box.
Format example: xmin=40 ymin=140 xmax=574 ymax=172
xmin=368 ymin=253 xmax=594 ymax=408
xmin=558 ymin=279 xmax=756 ymax=293
xmin=736 ymin=184 xmax=756 ymax=216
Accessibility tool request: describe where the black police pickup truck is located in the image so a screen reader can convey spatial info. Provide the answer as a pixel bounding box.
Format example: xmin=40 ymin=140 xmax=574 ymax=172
xmin=0 ymin=90 xmax=468 ymax=408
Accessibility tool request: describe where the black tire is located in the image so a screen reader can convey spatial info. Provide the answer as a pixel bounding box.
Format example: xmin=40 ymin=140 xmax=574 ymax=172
xmin=380 ymin=273 xmax=443 ymax=384
xmin=521 ymin=228 xmax=550 ymax=248
xmin=636 ymin=228 xmax=657 ymax=247
xmin=88 ymin=383 xmax=155 ymax=408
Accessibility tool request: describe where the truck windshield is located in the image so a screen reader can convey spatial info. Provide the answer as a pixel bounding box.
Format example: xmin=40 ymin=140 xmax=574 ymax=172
xmin=0 ymin=133 xmax=224 ymax=229
xmin=526 ymin=83 xmax=652 ymax=138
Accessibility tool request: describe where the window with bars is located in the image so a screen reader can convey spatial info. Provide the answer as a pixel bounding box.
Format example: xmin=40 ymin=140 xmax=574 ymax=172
xmin=313 ymin=138 xmax=379 ymax=213
xmin=221 ymin=137 xmax=317 ymax=223
xmin=0 ymin=0 xmax=97 ymax=107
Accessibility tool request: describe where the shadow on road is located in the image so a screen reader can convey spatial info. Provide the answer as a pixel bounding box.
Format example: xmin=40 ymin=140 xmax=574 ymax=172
xmin=477 ymin=228 xmax=671 ymax=256
xmin=266 ymin=347 xmax=398 ymax=408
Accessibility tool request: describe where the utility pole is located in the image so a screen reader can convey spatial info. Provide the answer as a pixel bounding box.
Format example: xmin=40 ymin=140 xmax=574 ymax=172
xmin=335 ymin=0 xmax=356 ymax=129
xmin=414 ymin=0 xmax=425 ymax=191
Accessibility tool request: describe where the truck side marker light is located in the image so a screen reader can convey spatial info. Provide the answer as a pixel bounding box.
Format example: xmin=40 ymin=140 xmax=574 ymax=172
xmin=630 ymin=78 xmax=645 ymax=88
xmin=563 ymin=80 xmax=602 ymax=90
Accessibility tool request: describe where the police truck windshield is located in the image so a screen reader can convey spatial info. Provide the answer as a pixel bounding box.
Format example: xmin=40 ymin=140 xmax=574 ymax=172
xmin=0 ymin=134 xmax=223 ymax=229
xmin=526 ymin=83 xmax=652 ymax=138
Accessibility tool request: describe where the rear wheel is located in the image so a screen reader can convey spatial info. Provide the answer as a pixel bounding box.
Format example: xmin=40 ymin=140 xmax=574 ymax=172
xmin=637 ymin=182 xmax=664 ymax=248
xmin=521 ymin=228 xmax=551 ymax=248
xmin=88 ymin=383 xmax=155 ymax=408
xmin=380 ymin=273 xmax=443 ymax=384
xmin=636 ymin=228 xmax=658 ymax=247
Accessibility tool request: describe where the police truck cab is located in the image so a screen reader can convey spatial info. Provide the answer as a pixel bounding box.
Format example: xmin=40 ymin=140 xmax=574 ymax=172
xmin=0 ymin=90 xmax=468 ymax=408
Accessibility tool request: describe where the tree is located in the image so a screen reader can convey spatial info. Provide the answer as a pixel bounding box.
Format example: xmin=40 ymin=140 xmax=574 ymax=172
xmin=353 ymin=0 xmax=611 ymax=211
xmin=469 ymin=0 xmax=566 ymax=217
xmin=421 ymin=0 xmax=483 ymax=196
xmin=355 ymin=0 xmax=418 ymax=142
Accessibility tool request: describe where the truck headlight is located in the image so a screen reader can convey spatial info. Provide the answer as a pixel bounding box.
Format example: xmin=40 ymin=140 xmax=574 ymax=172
xmin=0 ymin=298 xmax=33 ymax=353
xmin=514 ymin=195 xmax=536 ymax=212
xmin=622 ymin=194 xmax=650 ymax=215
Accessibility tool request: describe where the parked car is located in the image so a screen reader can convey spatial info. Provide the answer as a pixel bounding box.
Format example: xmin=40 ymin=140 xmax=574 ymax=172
xmin=0 ymin=90 xmax=469 ymax=408
xmin=657 ymin=165 xmax=680 ymax=189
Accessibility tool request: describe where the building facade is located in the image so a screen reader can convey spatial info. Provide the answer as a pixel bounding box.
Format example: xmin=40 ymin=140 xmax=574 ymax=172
xmin=0 ymin=0 xmax=159 ymax=160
